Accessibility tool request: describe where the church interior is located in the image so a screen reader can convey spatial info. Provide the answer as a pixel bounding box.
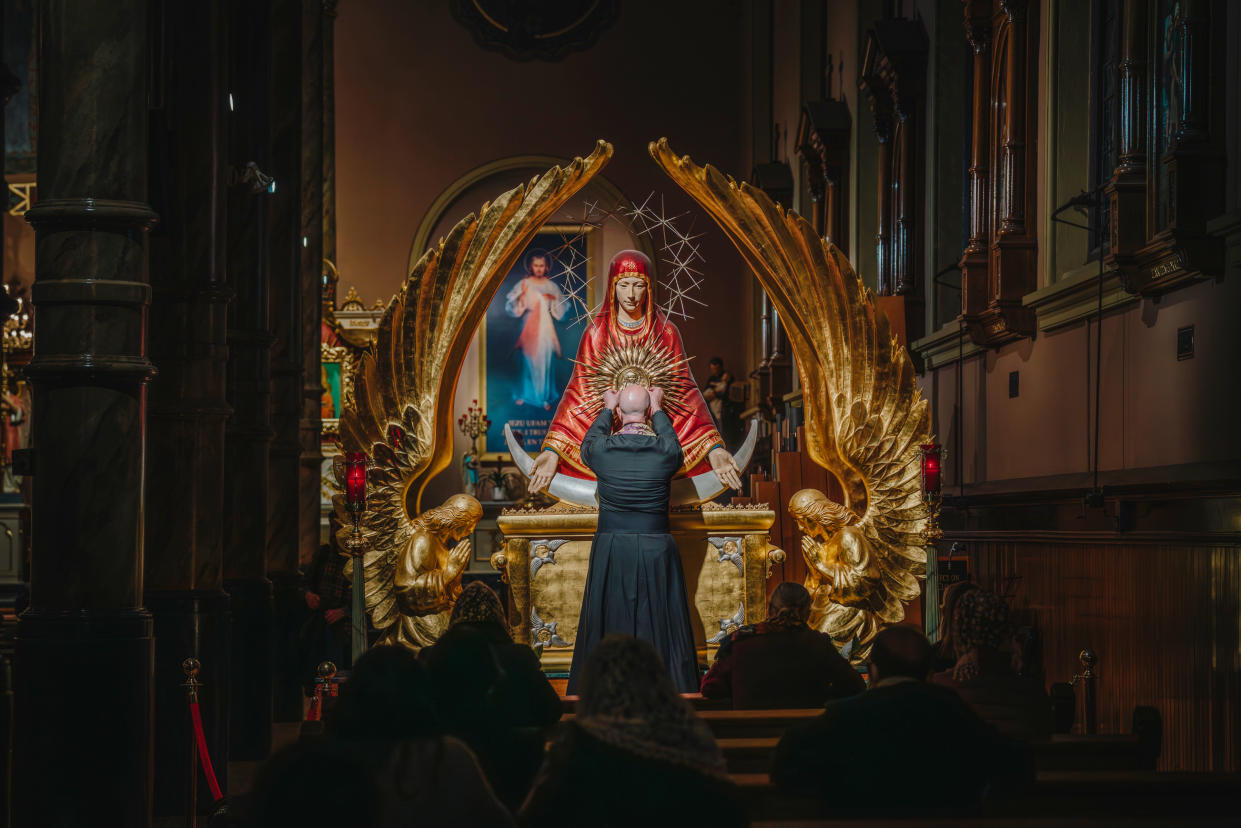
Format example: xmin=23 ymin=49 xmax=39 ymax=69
xmin=1 ymin=0 xmax=1239 ymax=825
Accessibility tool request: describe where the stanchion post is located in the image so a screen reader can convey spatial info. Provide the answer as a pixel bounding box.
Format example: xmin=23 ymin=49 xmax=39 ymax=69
xmin=181 ymin=658 xmax=202 ymax=828
xmin=1073 ymin=648 xmax=1098 ymax=735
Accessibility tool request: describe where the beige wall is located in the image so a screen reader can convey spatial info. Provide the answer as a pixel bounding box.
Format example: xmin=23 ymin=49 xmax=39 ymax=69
xmin=923 ymin=262 xmax=1241 ymax=488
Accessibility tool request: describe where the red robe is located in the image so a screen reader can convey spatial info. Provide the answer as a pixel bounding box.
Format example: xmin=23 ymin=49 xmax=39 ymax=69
xmin=541 ymin=250 xmax=723 ymax=479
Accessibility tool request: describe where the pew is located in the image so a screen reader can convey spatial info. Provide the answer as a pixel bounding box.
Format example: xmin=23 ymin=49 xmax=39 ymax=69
xmin=735 ymin=770 xmax=1241 ymax=823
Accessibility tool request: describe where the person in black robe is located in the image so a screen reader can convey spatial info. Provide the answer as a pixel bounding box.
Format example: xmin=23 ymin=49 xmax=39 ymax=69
xmin=567 ymin=384 xmax=701 ymax=694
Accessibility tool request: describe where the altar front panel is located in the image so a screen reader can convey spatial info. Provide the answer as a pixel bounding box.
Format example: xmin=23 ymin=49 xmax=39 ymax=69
xmin=493 ymin=505 xmax=783 ymax=673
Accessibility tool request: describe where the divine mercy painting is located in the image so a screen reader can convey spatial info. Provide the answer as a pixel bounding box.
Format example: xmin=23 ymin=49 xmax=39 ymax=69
xmin=481 ymin=227 xmax=594 ymax=457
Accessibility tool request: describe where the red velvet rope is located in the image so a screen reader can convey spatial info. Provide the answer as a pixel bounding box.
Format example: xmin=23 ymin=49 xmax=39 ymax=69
xmin=190 ymin=700 xmax=224 ymax=802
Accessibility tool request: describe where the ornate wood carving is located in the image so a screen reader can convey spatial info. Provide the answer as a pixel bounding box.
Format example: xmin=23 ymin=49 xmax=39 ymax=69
xmin=860 ymin=17 xmax=928 ymax=302
xmin=1115 ymin=0 xmax=1225 ymax=295
xmin=795 ymin=99 xmax=851 ymax=254
xmin=958 ymin=0 xmax=1037 ymax=347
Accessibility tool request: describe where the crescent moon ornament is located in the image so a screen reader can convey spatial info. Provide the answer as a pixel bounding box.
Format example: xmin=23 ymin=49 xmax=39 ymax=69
xmin=506 ymin=419 xmax=759 ymax=508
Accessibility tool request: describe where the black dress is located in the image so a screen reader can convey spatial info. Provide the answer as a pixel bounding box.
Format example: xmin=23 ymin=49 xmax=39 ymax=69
xmin=567 ymin=409 xmax=700 ymax=693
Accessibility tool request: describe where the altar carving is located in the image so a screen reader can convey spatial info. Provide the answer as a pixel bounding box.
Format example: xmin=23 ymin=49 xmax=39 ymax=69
xmin=491 ymin=504 xmax=785 ymax=670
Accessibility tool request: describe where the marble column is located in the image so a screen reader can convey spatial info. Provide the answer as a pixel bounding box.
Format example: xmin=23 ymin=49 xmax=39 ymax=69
xmin=144 ymin=2 xmax=232 ymax=818
xmin=223 ymin=0 xmax=275 ymax=761
xmin=266 ymin=0 xmax=308 ymax=723
xmin=299 ymin=0 xmax=326 ymax=660
xmin=14 ymin=1 xmax=157 ymax=825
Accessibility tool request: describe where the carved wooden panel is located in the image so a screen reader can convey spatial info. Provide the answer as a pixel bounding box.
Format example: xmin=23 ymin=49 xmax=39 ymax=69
xmin=953 ymin=536 xmax=1240 ymax=772
xmin=958 ymin=0 xmax=1038 ymax=347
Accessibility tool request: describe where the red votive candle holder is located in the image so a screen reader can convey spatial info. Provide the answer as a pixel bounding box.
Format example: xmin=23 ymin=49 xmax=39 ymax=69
xmin=919 ymin=443 xmax=942 ymax=499
xmin=345 ymin=451 xmax=368 ymax=512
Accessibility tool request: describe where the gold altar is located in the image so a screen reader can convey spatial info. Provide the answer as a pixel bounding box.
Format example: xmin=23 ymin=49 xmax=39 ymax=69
xmin=490 ymin=503 xmax=785 ymax=672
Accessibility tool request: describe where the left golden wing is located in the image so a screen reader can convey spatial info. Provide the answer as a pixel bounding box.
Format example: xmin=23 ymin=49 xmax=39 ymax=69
xmin=334 ymin=141 xmax=613 ymax=632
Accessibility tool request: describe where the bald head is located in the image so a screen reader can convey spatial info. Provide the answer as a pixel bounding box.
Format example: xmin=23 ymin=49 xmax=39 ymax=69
xmin=617 ymin=385 xmax=651 ymax=424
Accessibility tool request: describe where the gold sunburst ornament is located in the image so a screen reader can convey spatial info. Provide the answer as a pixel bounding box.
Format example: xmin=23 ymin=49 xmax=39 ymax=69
xmin=570 ymin=330 xmax=696 ymax=418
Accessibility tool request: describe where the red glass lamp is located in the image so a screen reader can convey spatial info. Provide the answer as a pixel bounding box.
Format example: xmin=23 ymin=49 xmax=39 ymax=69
xmin=919 ymin=443 xmax=944 ymax=544
xmin=919 ymin=443 xmax=942 ymax=502
xmin=345 ymin=451 xmax=368 ymax=513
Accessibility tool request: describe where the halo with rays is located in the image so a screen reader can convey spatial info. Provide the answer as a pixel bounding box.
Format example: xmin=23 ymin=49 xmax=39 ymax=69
xmin=569 ymin=331 xmax=697 ymax=420
xmin=549 ymin=193 xmax=709 ymax=327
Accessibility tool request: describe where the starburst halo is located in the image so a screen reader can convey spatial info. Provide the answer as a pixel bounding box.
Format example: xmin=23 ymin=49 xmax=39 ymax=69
xmin=541 ymin=193 xmax=709 ymax=327
xmin=569 ymin=337 xmax=697 ymax=420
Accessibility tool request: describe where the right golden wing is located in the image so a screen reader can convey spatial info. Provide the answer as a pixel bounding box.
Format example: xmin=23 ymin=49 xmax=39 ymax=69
xmin=651 ymin=139 xmax=932 ymax=635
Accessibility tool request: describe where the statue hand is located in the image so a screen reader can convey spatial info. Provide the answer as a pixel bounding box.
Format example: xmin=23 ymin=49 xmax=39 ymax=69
xmin=529 ymin=450 xmax=558 ymax=493
xmin=443 ymin=538 xmax=472 ymax=582
xmin=709 ymin=447 xmax=743 ymax=490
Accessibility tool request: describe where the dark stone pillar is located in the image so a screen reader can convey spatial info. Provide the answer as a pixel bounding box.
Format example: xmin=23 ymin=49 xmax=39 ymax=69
xmin=14 ymin=1 xmax=156 ymax=825
xmin=298 ymin=0 xmax=326 ymax=691
xmin=144 ymin=2 xmax=232 ymax=820
xmin=268 ymin=0 xmax=309 ymax=723
xmin=224 ymin=0 xmax=275 ymax=761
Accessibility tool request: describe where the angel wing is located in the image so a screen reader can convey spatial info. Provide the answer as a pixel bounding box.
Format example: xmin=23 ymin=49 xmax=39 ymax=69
xmin=334 ymin=141 xmax=614 ymax=633
xmin=650 ymin=138 xmax=931 ymax=640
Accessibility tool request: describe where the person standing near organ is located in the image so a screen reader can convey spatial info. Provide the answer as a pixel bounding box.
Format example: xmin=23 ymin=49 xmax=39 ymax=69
xmin=566 ymin=384 xmax=700 ymax=693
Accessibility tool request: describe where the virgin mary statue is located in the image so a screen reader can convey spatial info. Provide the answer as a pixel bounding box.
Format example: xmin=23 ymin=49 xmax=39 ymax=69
xmin=528 ymin=249 xmax=742 ymax=492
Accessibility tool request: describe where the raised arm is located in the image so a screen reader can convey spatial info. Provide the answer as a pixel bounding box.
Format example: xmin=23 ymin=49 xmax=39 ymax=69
xmin=580 ymin=404 xmax=615 ymax=471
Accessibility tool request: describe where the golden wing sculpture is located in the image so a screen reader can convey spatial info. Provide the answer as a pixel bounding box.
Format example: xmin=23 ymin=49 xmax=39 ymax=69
xmin=334 ymin=141 xmax=613 ymax=649
xmin=650 ymin=138 xmax=932 ymax=657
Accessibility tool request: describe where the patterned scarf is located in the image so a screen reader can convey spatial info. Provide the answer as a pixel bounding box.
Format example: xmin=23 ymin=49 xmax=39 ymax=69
xmin=449 ymin=582 xmax=508 ymax=637
xmin=576 ymin=635 xmax=726 ymax=778
xmin=616 ymin=421 xmax=655 ymax=436
xmin=950 ymin=589 xmax=1016 ymax=682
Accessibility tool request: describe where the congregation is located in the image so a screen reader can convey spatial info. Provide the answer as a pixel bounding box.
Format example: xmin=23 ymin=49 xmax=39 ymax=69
xmin=222 ymin=578 xmax=1053 ymax=826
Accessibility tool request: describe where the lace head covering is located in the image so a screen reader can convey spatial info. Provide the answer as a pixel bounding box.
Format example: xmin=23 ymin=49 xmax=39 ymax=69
xmin=950 ymin=589 xmax=1018 ymax=682
xmin=449 ymin=581 xmax=508 ymax=636
xmin=576 ymin=634 xmax=726 ymax=777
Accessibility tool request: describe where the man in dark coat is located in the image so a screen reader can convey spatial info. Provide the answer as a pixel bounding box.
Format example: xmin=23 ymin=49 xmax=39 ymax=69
xmin=567 ymin=384 xmax=702 ymax=694
xmin=771 ymin=625 xmax=1027 ymax=817
xmin=701 ymin=581 xmax=864 ymax=708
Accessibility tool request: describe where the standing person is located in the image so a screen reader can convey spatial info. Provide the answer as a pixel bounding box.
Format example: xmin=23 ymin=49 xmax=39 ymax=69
xmin=702 ymin=355 xmax=743 ymax=448
xmin=301 ymin=543 xmax=351 ymax=679
xmin=567 ymin=384 xmax=701 ymax=693
xmin=505 ymin=250 xmax=565 ymax=410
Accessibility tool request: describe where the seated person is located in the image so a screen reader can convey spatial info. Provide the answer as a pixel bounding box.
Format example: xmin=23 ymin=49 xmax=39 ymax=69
xmin=771 ymin=625 xmax=1025 ymax=818
xmin=700 ymin=581 xmax=864 ymax=708
xmin=931 ymin=588 xmax=1051 ymax=741
xmin=931 ymin=580 xmax=979 ymax=671
xmin=519 ymin=634 xmax=746 ymax=828
xmin=420 ymin=581 xmax=563 ymax=810
xmin=320 ymin=645 xmax=514 ymax=827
